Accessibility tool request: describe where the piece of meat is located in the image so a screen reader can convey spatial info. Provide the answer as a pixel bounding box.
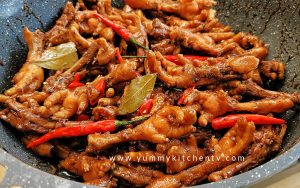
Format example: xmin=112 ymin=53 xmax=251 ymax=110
xmin=163 ymin=136 xmax=206 ymax=173
xmin=150 ymin=89 xmax=171 ymax=114
xmin=169 ymin=27 xmax=237 ymax=56
xmin=45 ymin=2 xmax=76 ymax=45
xmin=96 ymin=96 xmax=120 ymax=107
xmin=5 ymin=28 xmax=44 ymax=96
xmin=243 ymin=69 xmax=263 ymax=85
xmin=147 ymin=16 xmax=233 ymax=44
xmin=22 ymin=136 xmax=54 ymax=157
xmin=235 ymin=97 xmax=295 ymax=114
xmin=113 ymin=165 xmax=164 ymax=186
xmin=144 ymin=15 xmax=241 ymax=56
xmin=42 ymin=71 xmax=74 ymax=93
xmin=44 ymin=83 xmax=100 ymax=120
xmin=52 ymin=142 xmax=72 ymax=159
xmin=146 ymin=52 xmax=259 ymax=88
xmin=1 ymin=99 xmax=58 ymax=130
xmin=144 ymin=13 xmax=230 ymax=38
xmin=116 ymin=136 xmax=206 ymax=174
xmin=223 ymin=33 xmax=268 ymax=60
xmin=241 ymin=124 xmax=286 ymax=171
xmin=144 ymin=18 xmax=236 ymax=56
xmin=44 ymin=90 xmax=78 ymax=120
xmin=92 ymin=106 xmax=118 ymax=120
xmin=224 ymin=46 xmax=268 ymax=60
xmin=108 ymin=59 xmax=137 ymax=85
xmin=108 ymin=10 xmax=149 ymax=52
xmin=75 ymin=10 xmax=101 ymax=34
xmin=43 ymin=42 xmax=99 ymax=93
xmin=16 ymin=100 xmax=55 ymax=125
xmin=189 ymin=127 xmax=214 ymax=144
xmin=148 ymin=117 xmax=255 ymax=187
xmin=55 ymin=2 xmax=76 ymax=27
xmin=75 ymin=9 xmax=115 ymax=41
xmin=59 ymin=153 xmax=113 ymax=182
xmin=46 ymin=26 xmax=69 ymax=46
xmin=69 ymin=25 xmax=92 ymax=53
xmin=148 ymin=18 xmax=170 ymax=39
xmin=85 ymin=175 xmax=117 ymax=188
xmin=145 ymin=51 xmax=217 ymax=88
xmin=23 ymin=136 xmax=72 ymax=159
xmin=210 ymin=79 xmax=300 ymax=103
xmin=207 ymin=80 xmax=247 ymax=97
xmin=155 ymin=136 xmax=207 ymax=173
xmin=208 ymin=124 xmax=286 ymax=182
xmin=115 ymin=151 xmax=166 ymax=165
xmin=96 ymin=38 xmax=116 ymax=65
xmin=260 ymin=60 xmax=285 ymax=80
xmin=0 ymin=109 xmax=48 ymax=133
xmin=165 ymin=16 xmax=206 ymax=32
xmin=242 ymin=79 xmax=300 ymax=103
xmin=17 ymin=92 xmax=49 ymax=103
xmin=124 ymin=11 xmax=149 ymax=52
xmin=151 ymin=39 xmax=181 ymax=55
xmin=184 ymin=89 xmax=296 ymax=126
xmin=95 ymin=0 xmax=113 ymax=15
xmin=86 ymin=105 xmax=197 ymax=152
xmin=203 ymin=32 xmax=235 ymax=43
xmin=189 ymin=90 xmax=236 ymax=126
xmin=228 ymin=56 xmax=259 ymax=74
xmin=125 ymin=0 xmax=217 ymax=21
xmin=0 ymin=94 xmax=9 ymax=103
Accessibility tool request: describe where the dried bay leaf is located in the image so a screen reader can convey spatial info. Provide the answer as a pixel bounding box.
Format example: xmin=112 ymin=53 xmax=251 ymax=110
xmin=118 ymin=74 xmax=157 ymax=115
xmin=33 ymin=42 xmax=78 ymax=70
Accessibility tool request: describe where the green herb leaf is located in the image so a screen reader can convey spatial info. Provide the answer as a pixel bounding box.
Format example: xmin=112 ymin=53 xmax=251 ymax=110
xmin=33 ymin=42 xmax=78 ymax=70
xmin=118 ymin=74 xmax=157 ymax=115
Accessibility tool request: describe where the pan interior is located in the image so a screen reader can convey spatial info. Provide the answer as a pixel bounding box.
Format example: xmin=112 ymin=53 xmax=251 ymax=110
xmin=0 ymin=0 xmax=299 ymax=183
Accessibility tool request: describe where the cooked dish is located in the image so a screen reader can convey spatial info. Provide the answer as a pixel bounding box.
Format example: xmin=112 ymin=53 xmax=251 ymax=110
xmin=0 ymin=0 xmax=299 ymax=187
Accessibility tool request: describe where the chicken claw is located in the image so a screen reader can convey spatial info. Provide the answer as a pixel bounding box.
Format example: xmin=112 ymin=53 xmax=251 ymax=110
xmin=5 ymin=28 xmax=44 ymax=96
xmin=184 ymin=88 xmax=296 ymax=126
xmin=87 ymin=106 xmax=197 ymax=152
xmin=148 ymin=117 xmax=255 ymax=188
xmin=208 ymin=124 xmax=286 ymax=182
xmin=44 ymin=84 xmax=99 ymax=120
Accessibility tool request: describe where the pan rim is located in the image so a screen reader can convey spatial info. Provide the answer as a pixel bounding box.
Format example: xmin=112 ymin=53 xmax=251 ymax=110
xmin=0 ymin=0 xmax=299 ymax=187
xmin=0 ymin=141 xmax=299 ymax=187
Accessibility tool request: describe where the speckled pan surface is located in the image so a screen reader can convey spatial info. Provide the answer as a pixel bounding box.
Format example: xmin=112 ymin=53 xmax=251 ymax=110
xmin=0 ymin=0 xmax=299 ymax=187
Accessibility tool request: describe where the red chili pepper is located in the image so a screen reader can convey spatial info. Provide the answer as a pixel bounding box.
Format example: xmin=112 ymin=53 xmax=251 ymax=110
xmin=89 ymin=79 xmax=106 ymax=106
xmin=177 ymin=86 xmax=195 ymax=105
xmin=68 ymin=82 xmax=85 ymax=89
xmin=137 ymin=99 xmax=153 ymax=116
xmin=165 ymin=55 xmax=208 ymax=62
xmin=93 ymin=13 xmax=148 ymax=50
xmin=211 ymin=114 xmax=286 ymax=130
xmin=89 ymin=99 xmax=98 ymax=106
xmin=164 ymin=55 xmax=208 ymax=65
xmin=73 ymin=73 xmax=81 ymax=82
xmin=93 ymin=79 xmax=106 ymax=94
xmin=27 ymin=117 xmax=148 ymax=148
xmin=75 ymin=114 xmax=90 ymax=121
xmin=68 ymin=73 xmax=85 ymax=89
xmin=116 ymin=48 xmax=123 ymax=63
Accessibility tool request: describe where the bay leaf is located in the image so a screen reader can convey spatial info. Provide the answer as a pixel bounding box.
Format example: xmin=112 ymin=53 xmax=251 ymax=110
xmin=118 ymin=74 xmax=157 ymax=115
xmin=33 ymin=42 xmax=78 ymax=70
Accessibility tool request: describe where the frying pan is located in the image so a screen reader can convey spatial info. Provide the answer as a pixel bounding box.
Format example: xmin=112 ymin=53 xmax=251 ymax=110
xmin=0 ymin=0 xmax=299 ymax=187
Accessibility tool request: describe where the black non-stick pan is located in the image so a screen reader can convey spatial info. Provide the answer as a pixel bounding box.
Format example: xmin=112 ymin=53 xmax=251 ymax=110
xmin=0 ymin=0 xmax=299 ymax=187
